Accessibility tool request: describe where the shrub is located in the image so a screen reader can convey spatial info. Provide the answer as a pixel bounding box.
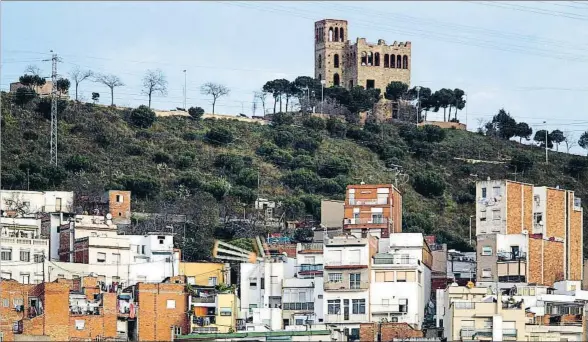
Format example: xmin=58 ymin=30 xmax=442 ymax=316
xmin=302 ymin=116 xmax=326 ymax=130
xmin=273 ymin=130 xmax=295 ymax=148
xmin=272 ymin=112 xmax=294 ymax=126
xmin=135 ymin=130 xmax=152 ymax=139
xmin=35 ymin=98 xmax=68 ymax=120
xmin=326 ymin=117 xmax=347 ymax=138
xmin=565 ymin=157 xmax=588 ymax=178
xmin=229 ymin=185 xmax=256 ymax=204
xmin=129 ymin=105 xmax=156 ymax=128
xmin=205 ymin=126 xmax=234 ymax=146
xmin=14 ymin=87 xmax=36 ymax=107
xmin=182 ymin=131 xmax=199 ymax=141
xmin=175 ymin=155 xmax=194 ymax=169
xmin=412 ymin=171 xmax=446 ymax=197
xmin=120 ymin=174 xmax=160 ymax=198
xmin=420 ymin=125 xmax=446 ymax=143
xmin=293 ymin=228 xmax=313 ymax=243
xmin=188 ymin=106 xmax=205 ymax=120
xmin=318 ymin=156 xmax=351 ymax=178
xmin=214 ymin=154 xmax=246 ymax=174
xmin=236 ymin=169 xmax=258 ymax=188
xmin=282 ymin=169 xmax=320 ymax=192
xmin=256 ymin=142 xmax=277 ymax=157
xmin=509 ymin=153 xmax=534 ymax=172
xmin=23 ymin=130 xmax=38 ymax=141
xmin=153 ymin=151 xmax=173 ymax=164
xmin=318 ymin=178 xmax=344 ymax=195
xmin=65 ymin=155 xmax=91 ymax=172
xmin=204 ymin=179 xmax=231 ymax=201
xmin=292 ymin=154 xmax=316 ymax=170
xmin=293 ymin=135 xmax=321 ymax=153
xmin=126 ymin=144 xmax=144 ymax=156
xmin=176 ymin=172 xmax=204 ymax=190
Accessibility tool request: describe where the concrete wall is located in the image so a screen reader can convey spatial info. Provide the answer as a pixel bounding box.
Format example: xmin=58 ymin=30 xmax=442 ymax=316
xmin=137 ymin=282 xmax=189 ymax=341
xmin=320 ymin=200 xmax=344 ymax=228
xmin=179 ymin=262 xmax=226 ymax=286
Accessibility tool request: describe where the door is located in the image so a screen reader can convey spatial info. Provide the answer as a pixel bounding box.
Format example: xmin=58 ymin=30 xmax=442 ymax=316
xmin=55 ymin=198 xmax=62 ymax=212
xmin=343 ymin=299 xmax=349 ymax=321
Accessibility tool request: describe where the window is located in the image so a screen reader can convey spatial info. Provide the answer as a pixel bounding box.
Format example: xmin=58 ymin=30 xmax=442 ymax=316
xmin=396 ymin=271 xmax=415 ymax=282
xmin=112 ymin=253 xmax=121 ymax=264
xmin=375 ymin=271 xmax=393 ymax=282
xmin=418 ymin=270 xmax=422 ymax=284
xmin=327 ymin=299 xmax=341 ymax=314
xmin=75 ymin=320 xmax=85 ymax=330
xmin=1 ymin=272 xmax=11 ymax=280
xmin=116 ymin=194 xmax=124 ymax=203
xmin=220 ymin=307 xmax=232 ymax=316
xmin=20 ymin=274 xmax=30 ymax=284
xmin=482 ymin=268 xmax=492 ymax=278
xmin=534 ymin=213 xmax=543 ymax=224
xmin=481 ymin=187 xmax=487 ymax=198
xmin=493 ymin=186 xmax=501 ymax=197
xmin=174 ymin=326 xmax=181 ymax=335
xmin=351 ymin=299 xmax=366 ymax=314
xmin=350 ymin=273 xmax=361 ymax=289
xmin=333 ymin=73 xmax=340 ymax=86
xmin=141 ymin=245 xmax=146 ymax=254
xmin=136 ymin=245 xmax=141 ymax=254
xmin=295 ymin=318 xmax=304 ymax=325
xmin=328 ymin=273 xmax=342 ymax=283
xmin=34 ymin=253 xmax=43 ymax=263
xmin=492 ymin=210 xmax=501 ymax=221
xmin=249 ymin=278 xmax=257 ymax=287
xmin=366 ymin=79 xmax=375 ymax=89
xmin=97 ymin=252 xmax=106 ymax=263
xmin=480 ymin=210 xmax=487 ymax=222
xmin=2 ymin=299 xmax=9 ymax=307
xmin=20 ymin=250 xmax=30 ymax=262
xmin=208 ymin=277 xmax=218 ymax=286
xmin=334 ymin=54 xmax=340 ymax=68
xmin=158 ymin=236 xmax=165 ymax=244
xmin=1 ymin=249 xmax=11 ymax=261
xmin=399 ymin=298 xmax=408 ymax=312
xmin=482 ymin=246 xmax=493 ymax=256
xmin=13 ymin=298 xmax=23 ymax=307
xmin=166 ymin=299 xmax=176 ymax=309
xmin=372 ymin=214 xmax=384 ymax=224
xmin=318 ymin=54 xmax=322 ymax=69
xmin=305 ymin=256 xmax=315 ymax=264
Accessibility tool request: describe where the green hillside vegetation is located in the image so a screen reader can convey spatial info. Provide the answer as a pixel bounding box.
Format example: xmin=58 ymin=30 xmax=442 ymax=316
xmin=2 ymin=80 xmax=588 ymax=261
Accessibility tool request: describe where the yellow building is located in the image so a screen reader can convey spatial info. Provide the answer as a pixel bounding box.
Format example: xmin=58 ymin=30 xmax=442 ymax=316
xmin=180 ymin=262 xmax=228 ymax=286
xmin=189 ymin=286 xmax=240 ymax=334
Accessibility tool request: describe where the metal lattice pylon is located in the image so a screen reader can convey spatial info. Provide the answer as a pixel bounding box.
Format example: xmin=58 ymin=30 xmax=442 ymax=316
xmin=50 ymin=53 xmax=59 ymax=166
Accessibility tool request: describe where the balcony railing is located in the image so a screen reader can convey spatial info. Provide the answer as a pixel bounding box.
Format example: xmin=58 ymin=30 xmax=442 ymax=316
xmin=344 ymin=218 xmax=389 ymax=225
xmin=497 ymin=252 xmax=527 ymax=262
xmin=452 ymin=302 xmax=475 ymax=310
xmin=299 ymin=243 xmax=323 ymax=252
xmin=373 ymin=256 xmax=418 ymax=265
xmin=0 ymin=237 xmax=48 ymax=246
xmin=498 ymin=275 xmax=526 ymax=283
xmin=503 ymin=329 xmax=517 ymax=336
xmin=324 ymin=281 xmax=369 ymax=291
xmin=192 ymin=315 xmax=216 ymax=326
xmin=460 ymin=328 xmax=474 ymax=338
xmin=299 ymin=264 xmax=323 ymax=272
xmin=348 ymin=198 xmax=388 ymax=206
xmin=192 ymin=297 xmax=215 ymax=304
xmin=283 ymin=302 xmax=314 ymax=311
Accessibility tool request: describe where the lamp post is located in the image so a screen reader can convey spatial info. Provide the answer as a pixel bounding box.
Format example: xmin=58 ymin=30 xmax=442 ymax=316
xmin=469 ymin=215 xmax=475 ymax=246
xmin=415 ymin=86 xmax=421 ymax=125
xmin=320 ymin=79 xmax=326 ymax=114
xmin=543 ymin=121 xmax=548 ymax=164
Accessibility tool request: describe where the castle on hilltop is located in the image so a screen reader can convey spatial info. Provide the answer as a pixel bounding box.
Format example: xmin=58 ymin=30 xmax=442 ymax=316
xmin=314 ymin=19 xmax=411 ymax=91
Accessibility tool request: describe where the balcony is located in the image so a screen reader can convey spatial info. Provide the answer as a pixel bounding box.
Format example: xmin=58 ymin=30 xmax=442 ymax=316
xmin=299 ymin=264 xmax=323 ymax=275
xmin=299 ymin=243 xmax=323 ymax=254
xmin=192 ymin=296 xmax=216 ymax=306
xmin=348 ymin=198 xmax=388 ymax=206
xmin=325 ymin=313 xmax=368 ymax=323
xmin=0 ymin=237 xmax=48 ymax=247
xmin=344 ymin=218 xmax=389 ymax=226
xmin=460 ymin=328 xmax=492 ymax=339
xmin=192 ymin=315 xmax=216 ymax=326
xmin=283 ymin=302 xmax=314 ymax=311
xmin=324 ymin=280 xmax=369 ymax=291
xmin=452 ymin=302 xmax=475 ymax=310
xmin=503 ymin=329 xmax=517 ymax=337
xmin=497 ymin=252 xmax=527 ymax=262
xmin=373 ymin=256 xmax=419 ymax=266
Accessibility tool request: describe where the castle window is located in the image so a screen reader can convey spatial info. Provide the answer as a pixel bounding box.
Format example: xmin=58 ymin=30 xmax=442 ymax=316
xmin=397 ymin=55 xmax=402 ymax=69
xmin=366 ymin=80 xmax=375 ymax=89
xmin=334 ymin=54 xmax=340 ymax=68
xmin=349 ymin=80 xmax=353 ymax=88
xmin=390 ymin=54 xmax=396 ymax=68
xmin=384 ymin=54 xmax=389 ymax=68
xmin=334 ymin=27 xmax=339 ymax=42
xmin=328 ymin=27 xmax=333 ymax=42
xmin=315 ymin=28 xmax=318 ymax=43
xmin=340 ymin=28 xmax=345 ymax=42
xmin=368 ymin=52 xmax=374 ymax=66
xmin=403 ymin=55 xmax=409 ymax=69
xmin=375 ymin=53 xmax=380 ymax=67
xmin=318 ymin=54 xmax=322 ymax=69
xmin=361 ymin=52 xmax=367 ymax=66
xmin=333 ymin=73 xmax=340 ymax=87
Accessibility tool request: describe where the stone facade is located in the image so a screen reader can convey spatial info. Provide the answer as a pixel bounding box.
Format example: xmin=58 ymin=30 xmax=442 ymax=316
xmin=359 ymin=322 xmax=423 ymax=341
xmin=315 ymin=19 xmax=411 ymax=90
xmin=136 ymin=282 xmax=189 ymax=341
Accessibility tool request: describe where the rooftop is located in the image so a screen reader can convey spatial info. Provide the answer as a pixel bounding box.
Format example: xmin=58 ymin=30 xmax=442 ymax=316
xmin=176 ymin=330 xmax=332 ymax=340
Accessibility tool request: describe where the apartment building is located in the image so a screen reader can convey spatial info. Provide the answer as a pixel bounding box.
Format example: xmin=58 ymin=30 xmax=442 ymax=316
xmin=370 ymin=233 xmax=432 ymax=329
xmin=281 ymin=277 xmax=324 ymax=329
xmin=343 ymin=184 xmax=402 ymax=251
xmin=188 ymin=284 xmax=239 ymax=334
xmin=296 ymin=242 xmax=324 ymax=279
xmin=323 ymin=234 xmax=378 ymax=341
xmin=180 ymin=262 xmax=230 ymax=286
xmin=475 ymin=179 xmax=583 ymax=288
xmin=427 ymin=236 xmax=450 ymax=297
xmin=447 ymin=249 xmax=476 ymax=286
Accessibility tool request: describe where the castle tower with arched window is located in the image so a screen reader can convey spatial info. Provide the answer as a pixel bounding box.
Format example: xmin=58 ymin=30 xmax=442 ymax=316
xmin=314 ymin=19 xmax=411 ymax=92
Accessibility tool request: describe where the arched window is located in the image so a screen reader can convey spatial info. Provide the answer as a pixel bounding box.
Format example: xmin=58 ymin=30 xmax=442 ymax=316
xmin=390 ymin=54 xmax=396 ymax=68
xmin=368 ymin=52 xmax=374 ymax=66
xmin=318 ymin=54 xmax=322 ymax=69
xmin=349 ymin=80 xmax=354 ymax=88
xmin=333 ymin=73 xmax=340 ymax=86
xmin=403 ymin=55 xmax=409 ymax=69
xmin=375 ymin=53 xmax=380 ymax=67
xmin=334 ymin=54 xmax=340 ymax=68
xmin=397 ymin=55 xmax=402 ymax=69
xmin=340 ymin=28 xmax=345 ymax=42
xmin=384 ymin=54 xmax=390 ymax=68
xmin=328 ymin=27 xmax=334 ymax=42
xmin=361 ymin=51 xmax=367 ymax=66
xmin=334 ymin=28 xmax=339 ymax=42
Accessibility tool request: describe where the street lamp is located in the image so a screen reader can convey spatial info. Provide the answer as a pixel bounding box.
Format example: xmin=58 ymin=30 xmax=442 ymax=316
xmin=543 ymin=121 xmax=548 ymax=164
xmin=320 ymin=79 xmax=326 ymax=114
xmin=415 ymin=86 xmax=421 ymax=125
xmin=469 ymin=215 xmax=475 ymax=246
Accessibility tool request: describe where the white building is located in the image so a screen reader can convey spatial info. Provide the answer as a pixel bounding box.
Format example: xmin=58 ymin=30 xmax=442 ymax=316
xmin=323 ymin=234 xmax=375 ymax=341
xmin=295 ymin=242 xmax=324 ymax=279
xmin=370 ymin=233 xmax=432 ymax=329
xmin=239 ymin=256 xmax=296 ymax=331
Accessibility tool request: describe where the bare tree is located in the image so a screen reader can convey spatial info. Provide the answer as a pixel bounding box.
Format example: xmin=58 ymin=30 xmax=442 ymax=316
xmin=95 ymin=74 xmax=124 ymax=106
xmin=563 ymin=130 xmax=577 ymax=153
xmin=254 ymin=91 xmax=267 ymax=115
xmin=69 ymin=67 xmax=94 ymax=101
xmin=201 ymin=82 xmax=230 ymax=114
xmin=24 ymin=65 xmax=41 ymax=76
xmin=142 ymin=69 xmax=168 ymax=108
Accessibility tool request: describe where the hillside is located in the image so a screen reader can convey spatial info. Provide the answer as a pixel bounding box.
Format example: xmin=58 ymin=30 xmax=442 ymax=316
xmin=2 ymin=92 xmax=588 ymax=259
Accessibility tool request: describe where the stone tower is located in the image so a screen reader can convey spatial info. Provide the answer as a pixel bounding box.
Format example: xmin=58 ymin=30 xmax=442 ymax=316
xmin=315 ymin=19 xmax=348 ymax=88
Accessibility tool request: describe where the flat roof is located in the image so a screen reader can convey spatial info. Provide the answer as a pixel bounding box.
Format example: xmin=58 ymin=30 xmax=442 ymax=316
xmin=176 ymin=330 xmax=332 ymax=340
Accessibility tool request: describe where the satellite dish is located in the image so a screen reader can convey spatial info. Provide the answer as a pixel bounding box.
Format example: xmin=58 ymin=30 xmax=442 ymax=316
xmin=106 ymin=213 xmax=112 ymax=220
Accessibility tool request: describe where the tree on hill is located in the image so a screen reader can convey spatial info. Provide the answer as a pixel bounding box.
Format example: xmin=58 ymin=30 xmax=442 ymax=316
xmin=263 ymin=79 xmax=290 ymax=113
xmin=579 ymin=131 xmax=588 ymax=155
xmin=201 ymin=82 xmax=230 ymax=115
xmin=432 ymin=88 xmax=454 ymax=121
xmin=451 ymin=88 xmax=466 ymax=121
xmin=56 ymin=78 xmax=70 ymax=96
xmin=384 ymin=81 xmax=408 ymax=101
xmin=19 ymin=74 xmax=46 ymax=92
xmin=549 ymin=129 xmax=565 ymax=152
xmin=534 ymin=130 xmax=553 ymax=149
xmin=563 ymin=131 xmax=577 ymax=153
xmin=486 ymin=109 xmax=517 ymax=140
xmin=91 ymin=92 xmax=100 ymax=104
xmin=254 ymin=91 xmax=268 ymax=115
xmin=69 ymin=67 xmax=94 ymax=101
xmin=14 ymin=87 xmax=36 ymax=107
xmin=188 ymin=106 xmax=205 ymax=120
xmin=95 ymin=74 xmax=124 ymax=106
xmin=515 ymin=122 xmax=533 ymax=143
xmin=408 ymin=86 xmax=432 ymax=121
xmin=129 ymin=105 xmax=156 ymax=128
xmin=142 ymin=69 xmax=168 ymax=109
